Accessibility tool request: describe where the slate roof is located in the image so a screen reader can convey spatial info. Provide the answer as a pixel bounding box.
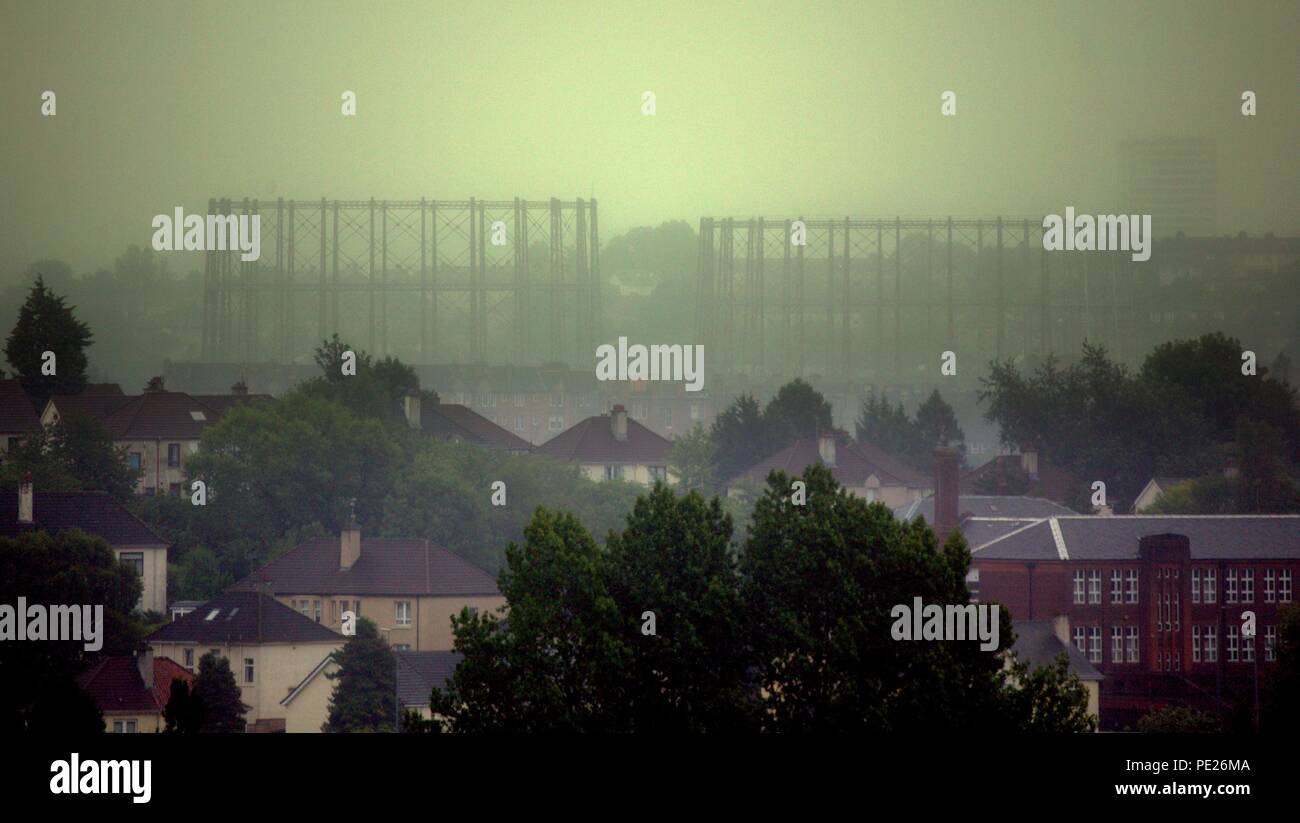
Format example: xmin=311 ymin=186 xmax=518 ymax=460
xmin=728 ymin=434 xmax=928 ymax=489
xmin=78 ymin=655 xmax=195 ymax=715
xmin=421 ymin=403 xmax=533 ymax=451
xmin=147 ymin=589 xmax=342 ymax=644
xmin=973 ymin=515 xmax=1300 ymax=562
xmin=0 ymin=379 xmax=41 ymax=433
xmin=895 ymin=494 xmax=1078 ymax=522
xmin=1011 ymin=621 xmax=1103 ymax=682
xmin=396 ymin=650 xmax=462 ymax=708
xmin=45 ymin=390 xmax=262 ymax=440
xmin=233 ymin=536 xmax=500 ymax=597
xmin=0 ymin=491 xmax=168 ymax=546
xmin=536 ymin=412 xmax=671 ymax=465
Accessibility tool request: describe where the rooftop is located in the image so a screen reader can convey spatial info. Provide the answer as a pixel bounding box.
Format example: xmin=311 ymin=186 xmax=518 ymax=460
xmin=973 ymin=515 xmax=1300 ymax=562
xmin=536 ymin=411 xmax=671 ymax=465
xmin=147 ymin=589 xmax=342 ymax=644
xmin=728 ymin=433 xmax=928 ymax=489
xmin=0 ymin=490 xmax=168 ymax=546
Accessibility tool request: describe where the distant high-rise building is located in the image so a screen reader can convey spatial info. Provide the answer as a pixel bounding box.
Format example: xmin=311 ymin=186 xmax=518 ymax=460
xmin=1119 ymin=139 xmax=1217 ymax=238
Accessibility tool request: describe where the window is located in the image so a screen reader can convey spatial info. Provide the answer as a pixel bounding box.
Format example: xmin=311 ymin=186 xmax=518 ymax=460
xmin=1111 ymin=626 xmax=1123 ymax=663
xmin=690 ymin=402 xmax=703 ymax=421
xmin=184 ymin=648 xmax=194 ymax=669
xmin=1173 ymin=593 xmax=1180 ymax=630
xmin=395 ymin=601 xmax=412 ymax=627
xmin=1204 ymin=626 xmax=1218 ymax=662
xmin=244 ymin=658 xmax=255 ymax=683
xmin=1204 ymin=568 xmax=1217 ymax=603
xmin=604 ymin=464 xmax=623 ymax=481
xmin=1282 ymin=570 xmax=1293 ymax=603
xmin=1088 ymin=627 xmax=1102 ymax=663
xmin=1265 ymin=569 xmax=1276 ymax=603
xmin=1088 ymin=570 xmax=1101 ymax=604
xmin=1111 ymin=570 xmax=1123 ymax=604
xmin=313 ymin=600 xmax=321 ymax=623
xmin=632 ymin=401 xmax=648 ymax=420
xmin=1243 ymin=633 xmax=1255 ymax=663
xmin=550 ymin=394 xmax=564 ymax=408
xmin=479 ymin=392 xmax=494 ymax=408
xmin=649 ymin=466 xmax=667 ymax=482
xmin=129 ymin=452 xmax=142 ymax=470
xmin=209 ymin=648 xmax=221 ymax=660
xmin=1073 ymin=571 xmax=1086 ymax=605
xmin=1266 ymin=625 xmax=1277 ymax=662
xmin=1242 ymin=569 xmax=1254 ymax=603
xmin=548 ymin=415 xmax=564 ymax=432
xmin=1227 ymin=625 xmax=1239 ymax=662
xmin=1125 ymin=569 xmax=1139 ymax=604
xmin=1192 ymin=626 xmax=1201 ymax=662
xmin=514 ymin=393 xmax=525 ymax=407
xmin=112 ymin=720 xmax=138 ymax=733
xmin=167 ymin=443 xmax=182 ymax=467
xmin=120 ymin=551 xmax=144 ymax=577
xmin=1125 ymin=626 xmax=1139 ymax=663
xmin=515 ymin=415 xmax=526 ymax=431
xmin=1073 ymin=626 xmax=1086 ymax=654
xmin=1192 ymin=568 xmax=1201 ymax=604
xmin=1225 ymin=568 xmax=1238 ymax=604
xmin=394 ymin=644 xmax=411 ymax=651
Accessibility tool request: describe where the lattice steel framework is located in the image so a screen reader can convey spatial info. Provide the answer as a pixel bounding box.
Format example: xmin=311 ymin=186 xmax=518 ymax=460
xmin=202 ymin=198 xmax=601 ymax=366
xmin=696 ymin=216 xmax=1134 ymax=381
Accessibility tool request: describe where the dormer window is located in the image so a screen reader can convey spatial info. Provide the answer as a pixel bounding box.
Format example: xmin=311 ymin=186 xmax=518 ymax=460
xmin=190 ymin=410 xmax=207 ymax=421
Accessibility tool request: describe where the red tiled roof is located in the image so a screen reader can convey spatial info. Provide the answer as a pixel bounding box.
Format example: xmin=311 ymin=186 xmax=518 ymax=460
xmin=728 ymin=434 xmax=929 ymax=489
xmin=234 ymin=536 xmax=500 ymax=597
xmin=536 ymin=413 xmax=671 ymax=465
xmin=422 ymin=403 xmax=533 ymax=451
xmin=0 ymin=379 xmax=41 ymax=434
xmin=0 ymin=490 xmax=168 ymax=546
xmin=78 ymin=655 xmax=194 ymax=715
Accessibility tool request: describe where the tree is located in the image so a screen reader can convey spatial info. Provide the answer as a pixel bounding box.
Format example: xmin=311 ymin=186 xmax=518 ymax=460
xmin=666 ymin=422 xmax=717 ymax=493
xmin=710 ymin=393 xmax=766 ymax=483
xmin=0 ymin=415 xmax=141 ymax=499
xmin=0 ymin=529 xmax=142 ymax=733
xmin=163 ymin=678 xmax=203 ymax=733
xmin=1136 ymin=705 xmax=1222 ymax=733
xmin=856 ymin=387 xmax=965 ymax=472
xmin=762 ymin=378 xmax=834 ymax=449
xmin=326 ymin=618 xmax=397 ymax=732
xmin=192 ymin=652 xmax=247 ymax=733
xmin=143 ymin=375 xmax=165 ymax=392
xmin=1004 ymin=653 xmax=1098 ymax=732
xmin=855 ymin=387 xmax=912 ymax=457
xmin=302 ymin=334 xmax=420 ymax=423
xmin=604 ymin=484 xmax=754 ymax=731
xmin=4 ymin=275 xmax=94 ymax=403
xmin=912 ymin=389 xmax=966 ymax=469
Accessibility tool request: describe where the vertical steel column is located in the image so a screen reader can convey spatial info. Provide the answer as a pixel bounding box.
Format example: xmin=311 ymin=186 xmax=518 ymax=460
xmin=976 ymin=220 xmax=984 ymax=359
xmin=477 ymin=199 xmax=487 ymax=361
xmin=796 ymin=216 xmax=805 ymax=376
xmin=381 ymin=201 xmax=389 ymax=355
xmin=202 ymin=198 xmax=216 ymax=358
xmin=842 ymin=217 xmax=851 ymax=381
xmin=420 ymin=198 xmax=428 ymax=360
xmin=723 ymin=218 xmax=734 ymax=378
xmin=782 ymin=219 xmax=791 ymax=375
xmin=756 ymin=217 xmax=765 ymax=374
xmin=996 ymin=217 xmax=1004 ymax=360
xmin=876 ymin=220 xmax=884 ymax=374
xmin=331 ymin=201 xmax=340 ymax=337
xmin=548 ymin=198 xmax=560 ymax=362
xmin=367 ymin=198 xmax=375 ymax=353
xmin=319 ymin=198 xmax=328 ymax=345
xmin=518 ymin=200 xmax=530 ymax=358
xmin=286 ymin=199 xmax=296 ymax=363
xmin=589 ymin=199 xmax=601 ymax=353
xmin=430 ymin=201 xmax=439 ymax=358
xmin=1041 ymin=220 xmax=1050 ymax=356
xmin=576 ymin=198 xmax=589 ymax=363
xmin=469 ymin=197 xmax=480 ymax=362
xmin=946 ymin=217 xmax=954 ymax=348
xmin=926 ymin=219 xmax=934 ymax=363
xmin=275 ymin=199 xmax=284 ymax=359
xmin=894 ymin=217 xmax=902 ymax=379
xmin=825 ymin=222 xmax=834 ymax=376
xmin=512 ymin=198 xmax=522 ymax=362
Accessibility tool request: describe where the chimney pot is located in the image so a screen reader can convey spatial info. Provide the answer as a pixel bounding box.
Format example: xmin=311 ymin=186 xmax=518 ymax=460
xmin=818 ymin=434 xmax=836 ymax=467
xmin=612 ymin=404 xmax=628 ymax=442
xmin=403 ymin=394 xmax=422 ymax=430
xmin=1020 ymin=449 xmax=1039 ymax=480
xmin=18 ymin=472 xmax=33 ymax=525
xmin=137 ymin=646 xmax=154 ymax=690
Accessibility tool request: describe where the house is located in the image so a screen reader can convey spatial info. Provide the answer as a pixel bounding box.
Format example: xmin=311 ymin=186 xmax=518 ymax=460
xmin=78 ymin=648 xmax=194 ymax=733
xmin=0 ymin=378 xmax=42 ymax=456
xmin=960 ymin=450 xmax=1084 ymax=509
xmin=536 ymin=404 xmax=673 ymax=484
xmin=398 ymin=394 xmax=532 ymax=453
xmin=41 ymin=389 xmax=269 ymax=496
xmin=1009 ymin=618 xmax=1103 ymax=722
xmin=726 ymin=432 xmax=930 ymax=508
xmin=147 ymin=589 xmax=345 ymax=733
xmin=230 ymin=520 xmax=503 ymax=652
xmin=1133 ymin=477 xmax=1192 ymax=513
xmin=169 ymin=600 xmax=207 ymax=621
xmin=0 ymin=479 xmax=169 ymax=613
xmin=396 ymin=650 xmax=462 ymax=721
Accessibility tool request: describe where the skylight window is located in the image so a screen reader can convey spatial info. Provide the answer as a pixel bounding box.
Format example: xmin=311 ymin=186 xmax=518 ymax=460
xmin=190 ymin=410 xmax=207 ymax=421
xmin=227 ymin=608 xmax=239 ymax=619
xmin=205 ymin=609 xmax=220 ymax=621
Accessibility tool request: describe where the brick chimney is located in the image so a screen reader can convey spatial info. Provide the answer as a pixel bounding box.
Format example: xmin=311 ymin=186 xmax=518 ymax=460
xmin=818 ymin=433 xmax=837 ymax=467
xmin=611 ymin=404 xmax=628 ymax=442
xmin=18 ymin=471 xmax=33 ymax=524
xmin=1020 ymin=448 xmax=1039 ymax=480
xmin=403 ymin=393 xmax=422 ymax=430
xmin=136 ymin=645 xmax=154 ymax=690
xmin=341 ymin=516 xmax=361 ymax=570
xmin=1051 ymin=615 xmax=1071 ymax=647
xmin=933 ymin=447 xmax=961 ymax=546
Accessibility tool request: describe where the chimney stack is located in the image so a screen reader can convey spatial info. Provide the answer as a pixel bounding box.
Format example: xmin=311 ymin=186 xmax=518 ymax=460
xmin=136 ymin=645 xmax=155 ymax=690
xmin=933 ymin=447 xmax=961 ymax=546
xmin=403 ymin=393 xmax=422 ymax=430
xmin=818 ymin=433 xmax=837 ymax=467
xmin=611 ymin=404 xmax=628 ymax=442
xmin=341 ymin=510 xmax=361 ymax=570
xmin=18 ymin=471 xmax=33 ymax=524
xmin=1020 ymin=448 xmax=1039 ymax=480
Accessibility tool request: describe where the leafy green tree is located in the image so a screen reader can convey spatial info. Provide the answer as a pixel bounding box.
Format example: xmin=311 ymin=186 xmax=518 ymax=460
xmin=762 ymin=378 xmax=834 ymax=448
xmin=604 ymin=484 xmax=754 ymax=731
xmin=1136 ymin=705 xmax=1222 ymax=733
xmin=193 ymin=653 xmax=247 ymax=733
xmin=856 ymin=387 xmax=965 ymax=471
xmin=710 ymin=393 xmax=767 ymax=483
xmin=1004 ymin=652 xmax=1098 ymax=732
xmin=326 ymin=618 xmax=396 ymax=732
xmin=0 ymin=529 xmax=142 ymax=733
xmin=163 ymin=678 xmax=203 ymax=733
xmin=855 ymin=387 xmax=913 ymax=457
xmin=4 ymin=275 xmax=94 ymax=404
xmin=302 ymin=333 xmax=420 ymax=423
xmin=912 ymin=389 xmax=966 ymax=469
xmin=667 ymin=422 xmax=717 ymax=492
xmin=0 ymin=415 xmax=141 ymax=499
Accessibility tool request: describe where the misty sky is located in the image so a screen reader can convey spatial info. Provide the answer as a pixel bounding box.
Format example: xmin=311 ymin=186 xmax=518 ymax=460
xmin=2 ymin=0 xmax=1296 ymax=274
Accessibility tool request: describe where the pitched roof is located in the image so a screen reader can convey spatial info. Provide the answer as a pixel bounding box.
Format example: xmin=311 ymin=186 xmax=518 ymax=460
xmin=895 ymin=494 xmax=1078 ymax=522
xmin=536 ymin=412 xmax=671 ymax=465
xmin=0 ymin=490 xmax=168 ymax=546
xmin=0 ymin=379 xmax=41 ymax=433
xmin=43 ymin=392 xmax=135 ymax=424
xmin=728 ymin=434 xmax=928 ymax=489
xmin=960 ymin=454 xmax=1082 ymax=503
xmin=972 ymin=515 xmax=1300 ymax=562
xmin=1011 ymin=621 xmax=1103 ymax=682
xmin=78 ymin=655 xmax=195 ymax=715
xmin=45 ymin=391 xmax=260 ymax=440
xmin=396 ymin=650 xmax=462 ymax=707
xmin=421 ymin=403 xmax=533 ymax=451
xmin=233 ymin=536 xmax=500 ymax=597
xmin=147 ymin=589 xmax=342 ymax=644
